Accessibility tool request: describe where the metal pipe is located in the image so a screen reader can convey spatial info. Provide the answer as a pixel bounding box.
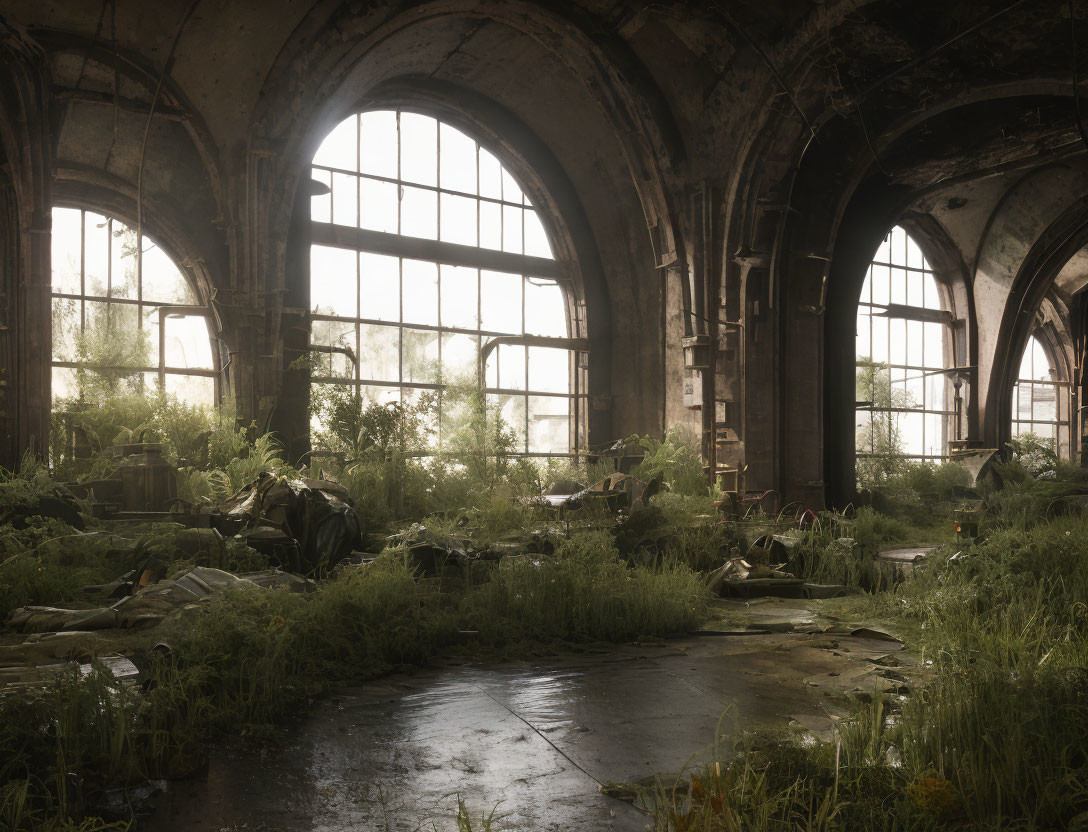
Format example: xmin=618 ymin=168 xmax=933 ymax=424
xmin=478 ymin=334 xmax=590 ymax=385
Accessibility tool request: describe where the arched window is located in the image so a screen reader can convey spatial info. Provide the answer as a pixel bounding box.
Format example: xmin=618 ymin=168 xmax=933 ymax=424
xmin=50 ymin=207 xmax=217 ymax=406
xmin=1011 ymin=334 xmax=1069 ymax=454
xmin=308 ymin=109 xmax=581 ymax=455
xmin=856 ymin=225 xmax=952 ymax=465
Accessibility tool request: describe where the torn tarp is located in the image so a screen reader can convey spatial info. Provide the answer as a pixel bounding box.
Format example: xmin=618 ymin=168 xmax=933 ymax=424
xmin=6 ymin=566 xmax=311 ymax=633
xmin=216 ymin=473 xmax=361 ymax=574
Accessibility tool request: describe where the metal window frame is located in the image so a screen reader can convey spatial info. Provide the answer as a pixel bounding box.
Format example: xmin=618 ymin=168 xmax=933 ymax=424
xmin=1010 ymin=334 xmax=1069 ymax=450
xmin=309 ymin=108 xmax=584 ymax=457
xmin=49 ymin=207 xmax=219 ymax=403
xmin=856 ymin=225 xmax=953 ymax=461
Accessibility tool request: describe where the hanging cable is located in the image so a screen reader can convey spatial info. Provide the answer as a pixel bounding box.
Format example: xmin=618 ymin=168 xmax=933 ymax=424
xmin=136 ymin=0 xmax=201 ymax=281
xmin=707 ymin=0 xmax=815 ymax=139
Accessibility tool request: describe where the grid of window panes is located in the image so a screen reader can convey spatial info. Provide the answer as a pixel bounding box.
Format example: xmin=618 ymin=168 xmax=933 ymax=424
xmin=50 ymin=207 xmax=216 ymax=406
xmin=1011 ymin=335 xmax=1068 ymax=452
xmin=309 ymin=110 xmax=582 ymax=455
xmin=855 ymin=225 xmax=951 ymax=461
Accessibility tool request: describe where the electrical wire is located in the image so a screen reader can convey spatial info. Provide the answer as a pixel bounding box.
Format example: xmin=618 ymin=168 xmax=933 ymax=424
xmin=135 ymin=0 xmax=201 ymax=276
xmin=707 ymin=0 xmax=815 ymax=139
xmin=855 ymin=0 xmax=1031 ymax=104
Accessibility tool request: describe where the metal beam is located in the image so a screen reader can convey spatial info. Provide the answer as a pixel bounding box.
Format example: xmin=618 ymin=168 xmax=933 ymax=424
xmin=311 ymin=223 xmax=562 ymax=278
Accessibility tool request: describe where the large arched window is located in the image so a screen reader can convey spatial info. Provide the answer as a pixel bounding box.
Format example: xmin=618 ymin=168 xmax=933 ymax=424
xmin=1011 ymin=333 xmax=1070 ymax=455
xmin=50 ymin=207 xmax=217 ymax=406
xmin=308 ymin=109 xmax=582 ymax=455
xmin=856 ymin=225 xmax=953 ymax=464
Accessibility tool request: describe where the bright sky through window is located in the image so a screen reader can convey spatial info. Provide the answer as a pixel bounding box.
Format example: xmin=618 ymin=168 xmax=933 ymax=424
xmin=50 ymin=207 xmax=216 ymax=407
xmin=855 ymin=225 xmax=951 ymax=462
xmin=1011 ymin=335 xmax=1065 ymax=451
xmin=309 ymin=110 xmax=582 ymax=455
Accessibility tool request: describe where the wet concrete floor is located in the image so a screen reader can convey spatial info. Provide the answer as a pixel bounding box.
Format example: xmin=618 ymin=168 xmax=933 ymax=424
xmin=147 ymin=618 xmax=885 ymax=832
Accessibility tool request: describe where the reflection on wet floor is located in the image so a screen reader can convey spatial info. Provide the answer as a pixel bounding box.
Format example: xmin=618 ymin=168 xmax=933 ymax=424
xmin=148 ymin=627 xmax=882 ymax=831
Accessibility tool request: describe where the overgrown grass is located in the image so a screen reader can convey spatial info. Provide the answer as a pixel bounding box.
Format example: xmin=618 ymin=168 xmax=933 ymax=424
xmin=0 ymin=530 xmax=709 ymax=828
xmin=0 ymin=519 xmax=269 ymax=619
xmin=649 ymin=512 xmax=1088 ymax=831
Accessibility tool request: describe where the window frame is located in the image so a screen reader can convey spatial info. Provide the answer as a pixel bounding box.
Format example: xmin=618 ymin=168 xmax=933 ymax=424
xmin=49 ymin=204 xmax=221 ymax=405
xmin=306 ymin=107 xmax=588 ymax=458
xmin=855 ymin=224 xmax=957 ymax=464
xmin=1010 ymin=330 xmax=1072 ymax=456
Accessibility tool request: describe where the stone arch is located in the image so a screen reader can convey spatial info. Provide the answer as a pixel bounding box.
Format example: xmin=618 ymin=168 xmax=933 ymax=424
xmin=0 ymin=16 xmax=53 ymax=466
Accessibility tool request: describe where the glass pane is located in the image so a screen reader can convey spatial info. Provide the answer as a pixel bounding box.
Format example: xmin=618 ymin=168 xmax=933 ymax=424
xmin=359 ymin=252 xmax=400 ymax=322
xmin=906 ymin=319 xmax=923 ymax=367
xmin=897 ymin=411 xmax=924 ymax=456
xmin=890 ymin=267 xmax=907 ymax=306
xmin=310 ymin=318 xmax=357 ymax=379
xmin=498 ymin=343 xmax=526 ymax=390
xmin=502 ymin=205 xmax=523 ymax=254
xmin=311 ymin=168 xmax=331 ymax=223
xmin=52 ymin=207 xmax=82 ymax=294
xmin=110 ymin=220 xmax=139 ymax=298
xmin=52 ymin=366 xmax=79 ymax=403
xmin=440 ymin=332 xmax=479 ymax=383
xmin=528 ymin=395 xmax=569 ymax=454
xmin=402 ymin=328 xmax=439 ymax=384
xmin=889 ymin=318 xmax=907 ymax=366
xmin=478 ymin=148 xmax=503 ymax=200
xmin=1032 ymin=337 xmax=1050 ymax=380
xmin=83 ymin=212 xmax=110 ymax=297
xmin=925 ymin=372 xmax=946 ymax=413
xmin=164 ymin=314 xmax=214 ymax=370
xmin=870 ymin=264 xmax=889 ymax=306
xmin=440 ymin=193 xmax=477 ymax=247
xmin=923 ymin=322 xmax=943 ymax=369
xmin=1033 ymin=384 xmax=1057 ymax=422
xmin=524 ymin=279 xmax=566 ymax=337
xmin=402 ymin=259 xmax=438 ymax=325
xmin=400 ymin=186 xmax=437 ymax=240
xmin=440 ymin=122 xmax=477 ymax=195
xmin=165 ymin=373 xmax=215 ymax=407
xmin=870 ymin=315 xmax=888 ymax=363
xmin=358 ymin=324 xmax=399 ymax=382
xmin=359 ymin=384 xmax=401 ymax=407
xmin=1015 ymin=384 xmax=1031 ymax=420
xmin=314 ymin=114 xmax=357 ymax=171
xmin=440 ymin=265 xmax=478 ymax=329
xmin=359 ymin=111 xmax=397 ymax=178
xmin=52 ymin=296 xmax=81 ymax=362
xmin=332 ymin=172 xmax=358 ymax=228
xmin=82 ymin=301 xmax=145 ymax=366
xmin=479 ymin=200 xmax=502 ymax=251
xmin=906 ymin=234 xmax=926 ymax=269
xmin=923 ymin=275 xmax=940 ymax=309
xmin=400 ymin=112 xmax=437 ymax=187
xmin=489 ymin=393 xmax=526 ymax=451
xmin=501 ymin=167 xmax=523 ymax=204
xmin=142 ymin=242 xmax=195 ymax=304
xmin=310 ymin=245 xmax=357 ymax=317
xmin=480 ymin=270 xmax=522 ymax=334
xmin=524 ymin=210 xmax=552 ymax=259
xmin=527 ymin=346 xmax=569 ymax=394
xmin=144 ymin=308 xmax=161 ymax=366
xmin=360 ymin=178 xmax=398 ymax=234
xmin=924 ymin=412 xmax=944 ymax=458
